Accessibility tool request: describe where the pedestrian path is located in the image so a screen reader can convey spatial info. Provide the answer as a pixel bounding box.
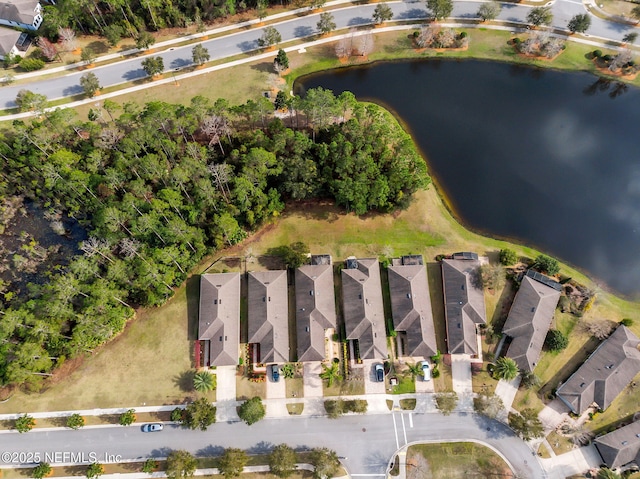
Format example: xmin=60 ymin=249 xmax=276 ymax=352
xmin=450 ymin=354 xmax=474 ymax=412
xmin=494 ymin=375 xmax=521 ymax=412
xmin=539 ymin=444 xmax=601 ymax=479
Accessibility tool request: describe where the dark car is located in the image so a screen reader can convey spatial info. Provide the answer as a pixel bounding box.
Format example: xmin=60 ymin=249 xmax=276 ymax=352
xmin=271 ymin=364 xmax=280 ymax=382
xmin=374 ymin=363 xmax=384 ymax=382
xmin=141 ymin=423 xmax=163 ymax=433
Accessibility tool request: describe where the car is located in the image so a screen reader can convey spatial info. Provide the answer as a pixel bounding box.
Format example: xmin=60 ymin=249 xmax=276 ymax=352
xmin=420 ymin=361 xmax=431 ymax=381
xmin=141 ymin=423 xmax=163 ymax=433
xmin=271 ymin=364 xmax=280 ymax=382
xmin=374 ymin=363 xmax=384 ymax=382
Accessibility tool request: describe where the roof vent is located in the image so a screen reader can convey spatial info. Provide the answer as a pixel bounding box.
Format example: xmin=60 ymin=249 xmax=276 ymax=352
xmin=622 ymin=441 xmax=629 ymax=446
xmin=214 ymin=299 xmax=218 ymax=304
xmin=580 ymin=382 xmax=586 ymax=387
xmin=531 ymin=307 xmax=535 ymax=313
xmin=407 ymin=293 xmax=412 ymax=299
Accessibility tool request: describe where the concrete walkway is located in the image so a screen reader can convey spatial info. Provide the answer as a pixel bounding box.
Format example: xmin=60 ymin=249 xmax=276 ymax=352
xmin=539 ymin=398 xmax=569 ymax=433
xmin=539 ymin=444 xmax=602 ymax=479
xmin=303 ymin=362 xmax=323 ymax=398
xmin=494 ymin=376 xmax=522 ymax=413
xmin=214 ymin=366 xmax=239 ymax=422
xmin=450 ymin=354 xmax=473 ymax=412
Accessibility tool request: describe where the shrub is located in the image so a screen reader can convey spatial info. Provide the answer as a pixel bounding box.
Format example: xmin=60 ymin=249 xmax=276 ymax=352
xmin=67 ymin=413 xmax=85 ymax=429
xmin=413 ymin=30 xmax=419 ymax=38
xmin=19 ymin=57 xmax=46 ymax=71
xmin=621 ymin=318 xmax=634 ymax=327
xmin=432 ymin=367 xmax=441 ymax=378
xmin=593 ymin=49 xmax=602 ymax=58
xmin=533 ymin=254 xmax=560 ymax=275
xmin=171 ymin=407 xmax=184 ymax=422
xmin=603 ymin=54 xmax=613 ymax=62
xmin=15 ymin=414 xmax=36 ymax=433
xmin=513 ymin=37 xmax=521 ymax=45
xmin=459 ymin=31 xmax=467 ymax=38
xmin=544 ymin=329 xmax=568 ymax=352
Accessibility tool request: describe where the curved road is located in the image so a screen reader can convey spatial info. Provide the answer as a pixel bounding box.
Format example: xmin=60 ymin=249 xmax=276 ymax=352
xmin=1 ymin=0 xmax=636 ymax=108
xmin=0 ymin=412 xmax=545 ymax=478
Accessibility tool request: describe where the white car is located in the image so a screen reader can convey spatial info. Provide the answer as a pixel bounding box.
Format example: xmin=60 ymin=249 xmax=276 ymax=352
xmin=420 ymin=361 xmax=431 ymax=381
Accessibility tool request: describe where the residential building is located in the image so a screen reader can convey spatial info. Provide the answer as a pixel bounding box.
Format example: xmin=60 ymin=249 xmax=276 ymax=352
xmin=198 ymin=273 xmax=240 ymax=367
xmin=441 ymin=253 xmax=486 ymax=355
xmin=556 ymin=325 xmax=640 ymax=415
xmin=388 ymin=255 xmax=437 ymax=359
xmin=503 ymin=270 xmax=562 ymax=372
xmin=595 ymin=419 xmax=640 ymax=470
xmin=0 ymin=0 xmax=43 ymax=30
xmin=247 ymin=270 xmax=289 ymax=364
xmin=0 ymin=25 xmax=19 ymax=59
xmin=295 ymin=262 xmax=337 ymax=362
xmin=342 ymin=257 xmax=387 ymax=360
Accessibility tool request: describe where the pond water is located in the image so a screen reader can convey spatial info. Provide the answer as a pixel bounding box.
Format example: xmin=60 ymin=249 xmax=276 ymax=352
xmin=297 ymin=59 xmax=640 ymax=297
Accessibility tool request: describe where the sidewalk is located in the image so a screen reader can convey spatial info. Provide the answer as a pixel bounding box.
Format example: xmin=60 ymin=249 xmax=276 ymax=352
xmin=4 ymin=0 xmax=357 ymax=83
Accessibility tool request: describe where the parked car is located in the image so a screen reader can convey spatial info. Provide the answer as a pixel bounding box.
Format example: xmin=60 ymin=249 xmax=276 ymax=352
xmin=141 ymin=423 xmax=163 ymax=433
xmin=271 ymin=364 xmax=280 ymax=382
xmin=420 ymin=361 xmax=431 ymax=381
xmin=374 ymin=363 xmax=384 ymax=382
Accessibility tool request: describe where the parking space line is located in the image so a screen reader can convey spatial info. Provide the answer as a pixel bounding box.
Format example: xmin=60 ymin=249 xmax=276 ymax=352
xmin=409 ymin=412 xmax=413 ymax=428
xmin=391 ymin=411 xmax=399 ymax=449
xmin=400 ymin=413 xmax=407 ymax=445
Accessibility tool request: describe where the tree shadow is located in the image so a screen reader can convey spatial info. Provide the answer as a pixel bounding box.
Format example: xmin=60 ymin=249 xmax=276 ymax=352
xmin=250 ymin=61 xmax=275 ymax=73
xmin=294 ymin=25 xmax=314 ymax=38
xmin=196 ymin=444 xmax=225 ymax=457
xmin=175 ymin=369 xmax=196 ymax=393
xmin=257 ymin=254 xmax=287 ymax=270
xmin=120 ymin=462 xmax=141 ymax=472
xmin=86 ymin=40 xmax=109 ymax=54
xmin=150 ymin=447 xmax=173 ymax=458
xmin=63 ymin=85 xmax=84 ymax=96
xmin=248 ymin=440 xmax=274 ymax=454
xmin=490 ymin=279 xmax=515 ymax=333
xmin=49 ymin=416 xmax=68 ymax=427
xmin=471 ymin=413 xmax=510 ymax=439
xmin=98 ymin=414 xmax=120 ymax=424
xmin=186 ymin=274 xmax=200 ymax=341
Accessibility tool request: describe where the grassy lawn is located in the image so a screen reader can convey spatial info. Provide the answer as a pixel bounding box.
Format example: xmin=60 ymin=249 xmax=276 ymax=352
xmin=286 ymin=402 xmax=304 ymax=415
xmin=407 ymin=442 xmax=514 ymax=479
xmin=391 ymin=373 xmax=416 ymax=394
xmin=537 ymin=442 xmax=552 ymax=459
xmin=236 ymin=375 xmax=267 ymax=400
xmin=400 ymin=398 xmax=417 ymax=410
xmin=285 ymin=377 xmax=304 ymax=398
xmin=322 ymin=375 xmax=366 ymax=397
xmin=546 ymin=430 xmax=576 ymax=456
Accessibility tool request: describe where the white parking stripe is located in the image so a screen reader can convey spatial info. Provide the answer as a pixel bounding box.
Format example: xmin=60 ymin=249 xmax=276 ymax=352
xmin=392 ymin=411 xmax=400 ymax=449
xmin=409 ymin=412 xmax=413 ymax=428
xmin=400 ymin=413 xmax=408 ymax=445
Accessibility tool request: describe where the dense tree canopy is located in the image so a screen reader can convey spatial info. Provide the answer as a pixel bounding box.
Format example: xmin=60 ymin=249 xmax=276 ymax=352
xmin=0 ymin=88 xmax=430 ymax=388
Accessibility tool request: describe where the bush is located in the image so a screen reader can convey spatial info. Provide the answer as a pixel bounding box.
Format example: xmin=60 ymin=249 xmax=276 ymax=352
xmin=171 ymin=407 xmax=184 ymax=422
xmin=459 ymin=31 xmax=467 ymax=38
xmin=603 ymin=54 xmax=613 ymax=62
xmin=67 ymin=413 xmax=85 ymax=429
xmin=432 ymin=367 xmax=441 ymax=378
xmin=593 ymin=49 xmax=602 ymax=58
xmin=544 ymin=329 xmax=568 ymax=352
xmin=533 ymin=254 xmax=560 ymax=275
xmin=15 ymin=414 xmax=36 ymax=433
xmin=513 ymin=37 xmax=521 ymax=45
xmin=413 ymin=30 xmax=419 ymax=38
xmin=621 ymin=318 xmax=634 ymax=327
xmin=19 ymin=57 xmax=46 ymax=71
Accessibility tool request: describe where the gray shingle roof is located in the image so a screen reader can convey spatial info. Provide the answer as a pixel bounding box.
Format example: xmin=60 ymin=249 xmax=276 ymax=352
xmin=198 ymin=273 xmax=241 ymax=367
xmin=247 ymin=270 xmax=289 ymax=364
xmin=557 ymin=325 xmax=640 ymax=414
xmin=595 ymin=419 xmax=640 ymax=469
xmin=441 ymin=257 xmax=486 ymax=355
xmin=503 ymin=273 xmax=561 ymax=372
xmin=295 ymin=264 xmax=337 ymax=362
xmin=342 ymin=258 xmax=387 ymax=360
xmin=0 ymin=25 xmax=19 ymax=55
xmin=0 ymin=0 xmax=39 ymax=25
xmin=388 ymin=262 xmax=437 ymax=358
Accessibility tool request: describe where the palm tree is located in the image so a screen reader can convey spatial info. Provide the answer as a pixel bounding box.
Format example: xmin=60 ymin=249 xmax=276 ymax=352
xmin=193 ymin=371 xmax=215 ymax=392
xmin=597 ymin=468 xmax=621 ymax=479
xmin=319 ymin=362 xmax=341 ymax=387
xmin=493 ymin=357 xmax=519 ymax=381
xmin=406 ymin=362 xmax=423 ymax=379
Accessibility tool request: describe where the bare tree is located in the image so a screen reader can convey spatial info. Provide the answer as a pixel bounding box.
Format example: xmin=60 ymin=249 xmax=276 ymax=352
xmin=416 ymin=25 xmax=437 ymax=48
xmin=335 ymin=37 xmax=351 ymax=59
xmin=353 ymin=32 xmax=374 ymax=57
xmin=541 ymin=37 xmax=564 ymax=58
xmin=609 ymin=49 xmax=633 ymax=72
xmin=201 ymin=116 xmax=231 ymax=154
xmin=81 ymin=237 xmax=114 ymax=264
xmin=436 ymin=28 xmax=456 ymax=48
xmin=58 ymin=27 xmax=78 ymax=52
xmin=208 ymin=162 xmax=233 ymax=201
xmin=579 ymin=319 xmax=615 ymax=340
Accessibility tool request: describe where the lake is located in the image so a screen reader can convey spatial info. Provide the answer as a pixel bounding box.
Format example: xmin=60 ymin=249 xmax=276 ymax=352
xmin=297 ymin=59 xmax=640 ymax=297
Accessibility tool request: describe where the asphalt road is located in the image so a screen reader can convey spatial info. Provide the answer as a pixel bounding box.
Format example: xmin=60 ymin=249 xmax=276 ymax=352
xmin=1 ymin=0 xmax=636 ymax=108
xmin=0 ymin=412 xmax=545 ymax=478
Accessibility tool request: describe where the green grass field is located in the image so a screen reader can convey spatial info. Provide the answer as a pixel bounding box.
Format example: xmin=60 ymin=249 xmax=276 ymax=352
xmin=407 ymin=442 xmax=514 ymax=479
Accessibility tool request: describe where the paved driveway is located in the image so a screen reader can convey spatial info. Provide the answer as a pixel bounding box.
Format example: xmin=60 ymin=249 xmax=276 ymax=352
xmin=214 ymin=366 xmax=239 ymax=422
xmin=363 ymin=359 xmax=386 ymax=395
xmin=303 ymin=362 xmax=323 ymax=398
xmin=266 ymin=365 xmax=286 ymax=400
xmin=451 ymin=354 xmax=473 ymax=410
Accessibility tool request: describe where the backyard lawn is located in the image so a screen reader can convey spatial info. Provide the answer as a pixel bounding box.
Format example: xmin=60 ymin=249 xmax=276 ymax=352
xmin=406 ymin=442 xmax=514 ymax=479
